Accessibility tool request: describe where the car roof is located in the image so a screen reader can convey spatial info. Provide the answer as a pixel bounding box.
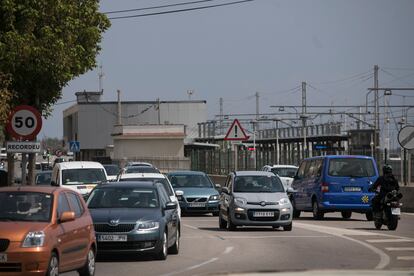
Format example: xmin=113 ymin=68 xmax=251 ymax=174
xmin=126 ymin=162 xmax=154 ymax=167
xmin=36 ymin=170 xmax=52 ymax=174
xmin=266 ymin=165 xmax=298 ymax=169
xmin=96 ymin=181 xmax=160 ymax=189
xmin=55 ymin=161 xmax=104 ymax=170
xmin=167 ymin=170 xmax=206 ymax=176
xmin=303 ymin=155 xmax=374 ymax=160
xmin=234 ymin=171 xmax=275 ymax=176
xmin=119 ymin=173 xmax=166 ymax=179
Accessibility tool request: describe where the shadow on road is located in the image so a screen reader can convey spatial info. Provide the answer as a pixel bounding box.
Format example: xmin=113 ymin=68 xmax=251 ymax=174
xmin=197 ymin=226 xmax=284 ymax=232
xmin=349 ymin=227 xmax=388 ymax=231
xmin=293 ymin=217 xmax=366 ymax=222
xmin=97 ymin=253 xmax=159 ymax=263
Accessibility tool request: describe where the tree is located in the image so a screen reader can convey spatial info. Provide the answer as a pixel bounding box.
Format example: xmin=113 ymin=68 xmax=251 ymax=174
xmin=0 ymin=0 xmax=111 ymax=185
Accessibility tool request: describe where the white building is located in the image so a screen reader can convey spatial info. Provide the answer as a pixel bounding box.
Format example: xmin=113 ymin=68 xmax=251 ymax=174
xmin=63 ymin=91 xmax=207 ymax=161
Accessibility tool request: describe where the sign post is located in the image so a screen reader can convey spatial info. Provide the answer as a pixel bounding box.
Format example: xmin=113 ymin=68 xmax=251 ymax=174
xmin=398 ymin=126 xmax=414 ymax=186
xmin=6 ymin=105 xmax=43 ymax=185
xmin=224 ymin=119 xmax=249 ymax=171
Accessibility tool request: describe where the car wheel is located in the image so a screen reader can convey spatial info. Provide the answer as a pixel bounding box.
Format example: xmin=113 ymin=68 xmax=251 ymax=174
xmin=219 ymin=210 xmax=227 ymax=229
xmin=227 ymin=212 xmax=237 ymax=231
xmin=156 ymin=231 xmax=168 ymax=260
xmin=78 ymin=247 xmax=96 ymax=276
xmin=365 ymin=211 xmax=374 ymax=221
xmin=341 ymin=211 xmax=352 ymax=219
xmin=283 ymin=223 xmax=292 ymax=231
xmin=46 ymin=252 xmax=59 ymax=276
xmin=291 ymin=199 xmax=301 ymax=218
xmin=312 ymin=200 xmax=324 ymax=220
xmin=168 ymin=228 xmax=180 ymax=254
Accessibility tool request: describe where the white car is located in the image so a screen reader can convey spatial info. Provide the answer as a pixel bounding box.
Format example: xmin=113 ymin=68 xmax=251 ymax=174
xmin=51 ymin=161 xmax=107 ymax=198
xmin=262 ymin=165 xmax=298 ymax=190
xmin=117 ymin=172 xmax=181 ymax=218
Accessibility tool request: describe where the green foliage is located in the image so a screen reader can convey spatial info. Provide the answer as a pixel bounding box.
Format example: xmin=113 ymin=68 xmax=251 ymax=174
xmin=0 ymin=0 xmax=110 ymax=117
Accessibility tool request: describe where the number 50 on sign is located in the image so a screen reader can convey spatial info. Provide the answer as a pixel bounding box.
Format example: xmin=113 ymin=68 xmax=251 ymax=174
xmin=6 ymin=105 xmax=42 ymax=140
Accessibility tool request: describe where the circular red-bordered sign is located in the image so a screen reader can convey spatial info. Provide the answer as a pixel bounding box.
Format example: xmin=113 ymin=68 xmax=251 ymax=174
xmin=6 ymin=105 xmax=42 ymax=140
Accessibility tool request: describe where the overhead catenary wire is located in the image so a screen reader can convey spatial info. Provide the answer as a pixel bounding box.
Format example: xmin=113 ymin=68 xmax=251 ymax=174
xmin=104 ymin=0 xmax=220 ymax=14
xmin=108 ymin=0 xmax=254 ymax=20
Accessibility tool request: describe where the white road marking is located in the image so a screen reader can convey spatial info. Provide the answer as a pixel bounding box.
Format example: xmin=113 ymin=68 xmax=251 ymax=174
xmin=385 ymin=247 xmax=414 ymax=251
xmin=397 ymin=256 xmax=414 ymax=261
xmin=160 ymin=258 xmax=219 ymax=276
xmin=220 ymin=235 xmax=331 ymax=239
xmin=223 ymin=246 xmax=234 ymax=254
xmin=183 ymin=223 xmax=199 ymax=230
xmin=295 ymin=222 xmax=390 ymax=269
xmin=367 ymin=239 xmax=414 ymax=243
xmin=402 ymin=212 xmax=414 ymax=216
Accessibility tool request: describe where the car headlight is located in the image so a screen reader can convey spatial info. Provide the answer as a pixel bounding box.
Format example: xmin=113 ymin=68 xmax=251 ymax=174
xmin=234 ymin=197 xmax=247 ymax=206
xmin=209 ymin=194 xmax=219 ymax=201
xmin=137 ymin=221 xmax=159 ymax=231
xmin=278 ymin=198 xmax=290 ymax=205
xmin=22 ymin=231 xmax=45 ymax=247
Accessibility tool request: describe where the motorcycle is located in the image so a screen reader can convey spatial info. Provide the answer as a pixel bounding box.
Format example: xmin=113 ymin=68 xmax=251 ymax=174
xmin=373 ymin=190 xmax=403 ymax=231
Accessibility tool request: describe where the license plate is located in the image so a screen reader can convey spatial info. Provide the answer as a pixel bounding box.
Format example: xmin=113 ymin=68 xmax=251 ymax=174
xmin=344 ymin=187 xmax=361 ymax=192
xmin=0 ymin=253 xmax=7 ymax=263
xmin=253 ymin=211 xmax=274 ymax=217
xmin=98 ymin=235 xmax=127 ymax=242
xmin=189 ymin=202 xmax=206 ymax=207
xmin=391 ymin=208 xmax=401 ymax=215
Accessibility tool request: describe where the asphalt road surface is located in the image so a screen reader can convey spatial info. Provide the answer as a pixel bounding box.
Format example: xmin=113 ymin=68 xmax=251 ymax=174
xmin=64 ymin=212 xmax=414 ymax=275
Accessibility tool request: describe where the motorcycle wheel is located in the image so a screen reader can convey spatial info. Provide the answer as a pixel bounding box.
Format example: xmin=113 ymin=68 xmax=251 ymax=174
xmin=374 ymin=220 xmax=382 ymax=230
xmin=387 ymin=215 xmax=398 ymax=231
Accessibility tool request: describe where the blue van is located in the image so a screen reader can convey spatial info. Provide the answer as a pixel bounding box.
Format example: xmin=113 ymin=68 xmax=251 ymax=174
xmin=291 ymin=155 xmax=378 ymax=220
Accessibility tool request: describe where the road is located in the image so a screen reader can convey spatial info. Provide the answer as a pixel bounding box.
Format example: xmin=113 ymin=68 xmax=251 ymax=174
xmin=66 ymin=212 xmax=414 ymax=275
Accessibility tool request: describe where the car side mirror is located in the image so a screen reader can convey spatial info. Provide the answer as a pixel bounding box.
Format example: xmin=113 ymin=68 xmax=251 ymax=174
xmin=60 ymin=211 xmax=75 ymax=223
xmin=175 ymin=190 xmax=184 ymax=196
xmin=215 ymin=184 xmax=221 ymax=190
xmin=51 ymin=180 xmax=58 ymax=187
xmin=164 ymin=202 xmax=178 ymax=210
xmin=286 ymin=187 xmax=296 ymax=194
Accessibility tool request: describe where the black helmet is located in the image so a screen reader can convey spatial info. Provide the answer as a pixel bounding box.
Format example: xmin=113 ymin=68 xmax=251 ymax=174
xmin=383 ymin=164 xmax=392 ymax=174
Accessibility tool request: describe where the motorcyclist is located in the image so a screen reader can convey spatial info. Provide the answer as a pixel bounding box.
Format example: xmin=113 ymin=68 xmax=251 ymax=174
xmin=370 ymin=164 xmax=400 ymax=216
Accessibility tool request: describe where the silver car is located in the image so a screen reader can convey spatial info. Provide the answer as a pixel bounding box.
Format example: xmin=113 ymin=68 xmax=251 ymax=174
xmin=219 ymin=171 xmax=293 ymax=231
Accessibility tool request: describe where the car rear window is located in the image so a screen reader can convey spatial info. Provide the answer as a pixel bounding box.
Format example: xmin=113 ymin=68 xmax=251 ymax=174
xmin=169 ymin=174 xmax=213 ymax=188
xmin=270 ymin=167 xmax=297 ymax=178
xmin=328 ymin=158 xmax=376 ymax=177
xmin=234 ymin=175 xmax=284 ymax=193
xmin=0 ymin=192 xmax=53 ymax=222
xmin=119 ymin=178 xmax=174 ymax=196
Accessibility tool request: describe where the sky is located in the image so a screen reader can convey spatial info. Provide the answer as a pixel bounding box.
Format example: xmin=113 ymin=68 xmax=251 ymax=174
xmin=40 ymin=0 xmax=414 ymax=147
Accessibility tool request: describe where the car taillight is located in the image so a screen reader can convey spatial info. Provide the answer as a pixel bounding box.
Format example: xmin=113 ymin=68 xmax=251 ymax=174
xmin=321 ymin=182 xmax=329 ymax=193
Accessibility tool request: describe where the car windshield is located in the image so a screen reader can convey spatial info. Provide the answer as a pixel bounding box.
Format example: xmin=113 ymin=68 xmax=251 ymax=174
xmin=169 ymin=174 xmax=213 ymax=188
xmin=271 ymin=167 xmax=297 ymax=178
xmin=234 ymin=175 xmax=284 ymax=193
xmin=36 ymin=172 xmax=52 ymax=185
xmin=62 ymin=168 xmax=106 ymax=184
xmin=328 ymin=158 xmax=376 ymax=177
xmin=125 ymin=167 xmax=160 ymax=174
xmin=103 ymin=165 xmax=119 ymax=176
xmin=87 ymin=187 xmax=159 ymax=209
xmin=0 ymin=192 xmax=53 ymax=222
xmin=119 ymin=178 xmax=174 ymax=196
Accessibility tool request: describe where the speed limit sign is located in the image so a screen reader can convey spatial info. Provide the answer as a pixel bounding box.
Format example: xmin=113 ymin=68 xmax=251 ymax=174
xmin=6 ymin=105 xmax=42 ymax=140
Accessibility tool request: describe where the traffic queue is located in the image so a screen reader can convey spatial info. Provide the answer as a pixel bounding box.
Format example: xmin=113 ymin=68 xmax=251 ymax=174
xmin=0 ymin=155 xmax=403 ymax=275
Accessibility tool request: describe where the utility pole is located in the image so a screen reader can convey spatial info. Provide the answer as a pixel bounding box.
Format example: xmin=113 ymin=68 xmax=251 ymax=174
xmin=117 ymin=89 xmax=122 ymax=125
xmin=374 ymin=65 xmax=379 ymax=163
xmin=219 ymin=97 xmax=223 ymax=135
xmin=98 ymin=64 xmax=104 ymax=93
xmin=157 ymin=98 xmax=161 ymax=125
xmin=301 ymin=82 xmax=307 ymax=158
xmin=255 ymin=92 xmax=260 ymax=131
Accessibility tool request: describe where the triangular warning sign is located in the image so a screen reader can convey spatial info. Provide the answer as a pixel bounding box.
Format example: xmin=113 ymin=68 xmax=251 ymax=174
xmin=224 ymin=119 xmax=249 ymax=141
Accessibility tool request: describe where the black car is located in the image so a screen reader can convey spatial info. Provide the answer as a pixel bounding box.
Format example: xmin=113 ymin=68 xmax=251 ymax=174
xmin=87 ymin=182 xmax=180 ymax=260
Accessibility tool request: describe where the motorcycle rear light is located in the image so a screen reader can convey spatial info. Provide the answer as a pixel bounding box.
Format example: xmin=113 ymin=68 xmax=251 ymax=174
xmin=321 ymin=182 xmax=329 ymax=193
